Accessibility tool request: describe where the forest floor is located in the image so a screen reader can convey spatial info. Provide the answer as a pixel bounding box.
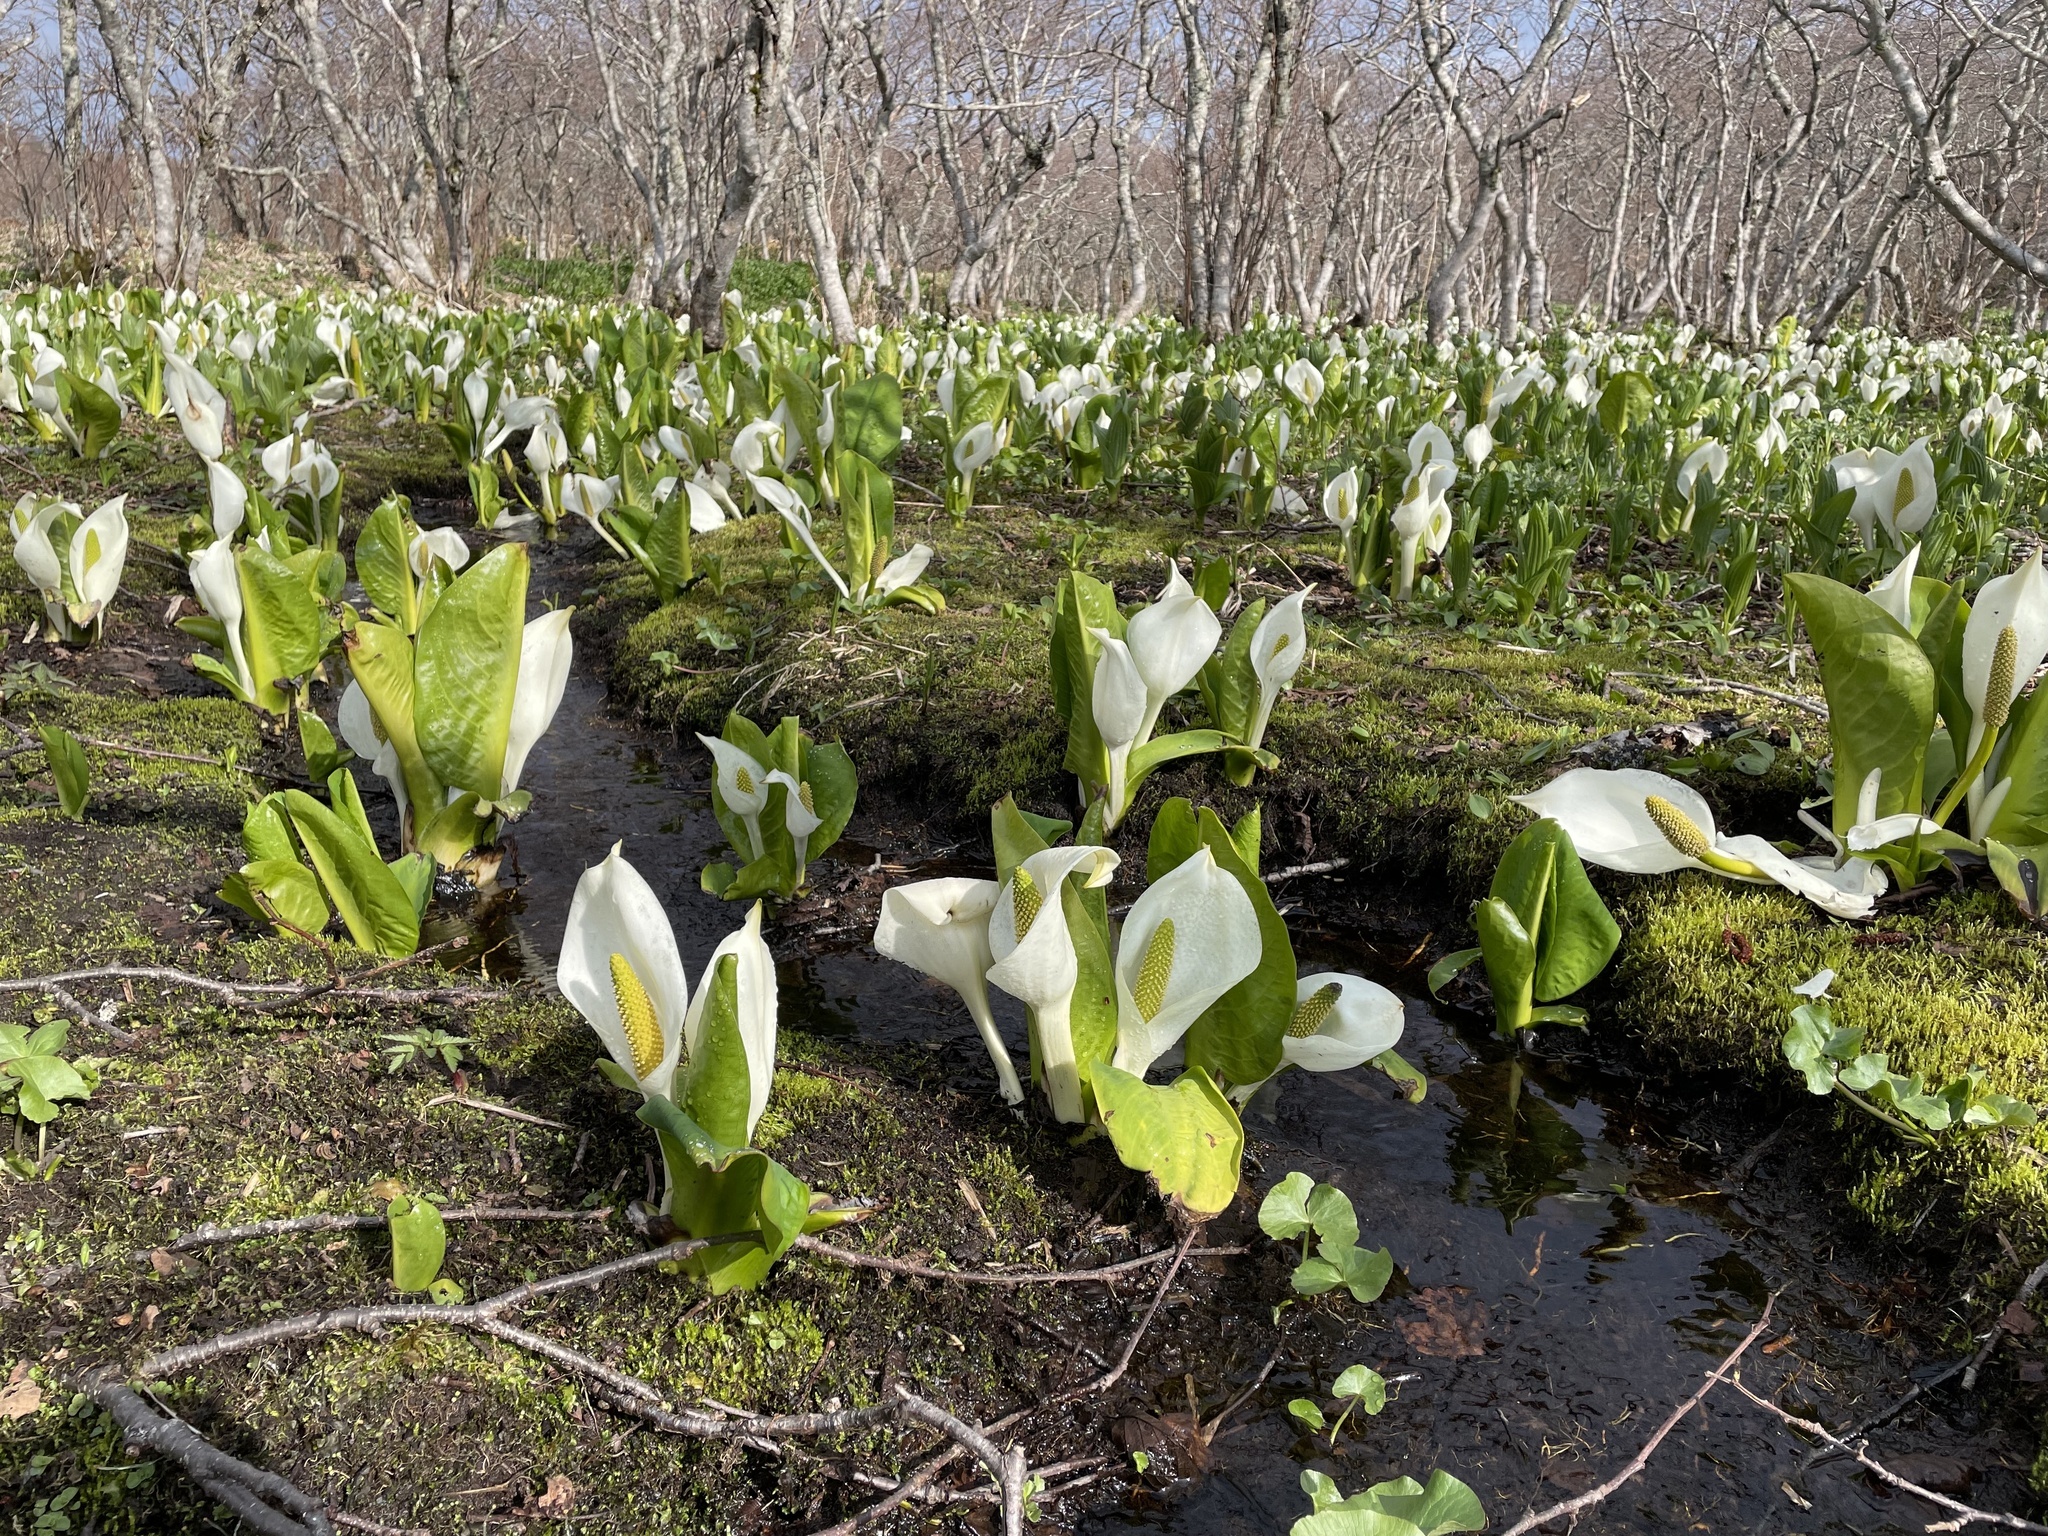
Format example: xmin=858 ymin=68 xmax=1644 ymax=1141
xmin=3 ymin=403 xmax=2048 ymax=1534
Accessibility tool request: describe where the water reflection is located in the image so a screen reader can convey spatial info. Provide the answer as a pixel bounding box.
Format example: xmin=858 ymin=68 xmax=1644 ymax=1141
xmin=1442 ymin=1054 xmax=1588 ymax=1228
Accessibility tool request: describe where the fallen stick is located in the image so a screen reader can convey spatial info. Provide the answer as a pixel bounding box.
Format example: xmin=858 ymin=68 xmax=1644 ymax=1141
xmin=0 ymin=964 xmax=505 ymax=1013
xmin=1730 ymin=1376 xmax=2048 ymax=1533
xmin=1964 ymin=1255 xmax=2048 ymax=1390
xmin=77 ymin=1367 xmax=333 ymax=1536
xmin=423 ymin=1092 xmax=571 ymax=1130
xmin=1602 ymin=669 xmax=1830 ymax=719
xmin=148 ymin=1205 xmax=611 ymax=1257
xmin=1499 ymin=1295 xmax=1778 ymax=1536
xmin=792 ymin=1234 xmax=1245 ymax=1285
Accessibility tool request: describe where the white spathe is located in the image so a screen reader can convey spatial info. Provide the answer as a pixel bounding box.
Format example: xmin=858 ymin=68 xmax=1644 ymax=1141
xmin=1244 ymin=589 xmax=1309 ymax=752
xmin=872 ymin=876 xmax=1021 ymax=1103
xmin=699 ymin=733 xmax=772 ymax=861
xmin=1510 ymin=766 xmax=1886 ymax=919
xmin=1108 ymin=846 xmax=1261 ymax=1078
xmin=1279 ymin=972 xmax=1406 ymax=1073
xmin=556 ymin=842 xmax=690 ymax=1102
xmin=986 ymin=844 xmax=1120 ymax=1122
xmin=499 ymin=607 xmax=574 ymax=801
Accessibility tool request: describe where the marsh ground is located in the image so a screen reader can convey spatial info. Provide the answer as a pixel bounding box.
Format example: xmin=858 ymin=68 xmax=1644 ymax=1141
xmin=4 ymin=406 xmax=2048 ymax=1533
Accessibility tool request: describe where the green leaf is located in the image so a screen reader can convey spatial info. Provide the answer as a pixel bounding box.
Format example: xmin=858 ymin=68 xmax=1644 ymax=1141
xmin=1488 ymin=819 xmax=1620 ymax=1001
xmin=356 ymin=496 xmax=419 ymax=631
xmin=1294 ymin=1244 xmax=1393 ymax=1303
xmin=639 ymin=1094 xmax=811 ymax=1294
xmin=700 ymin=860 xmax=737 ymax=896
xmin=1092 ymin=1064 xmax=1244 ymax=1216
xmin=1144 ymin=797 xmax=1203 ymax=884
xmin=1335 ymin=1471 xmax=1489 ymax=1536
xmin=1474 ymin=897 xmax=1535 ymax=1036
xmin=1782 ymin=1003 xmax=1840 ymax=1095
xmin=299 ymin=712 xmax=352 ymax=781
xmin=1061 ymin=874 xmax=1119 ymax=1088
xmin=387 ymin=1194 xmax=447 ymax=1291
xmin=1230 ymin=807 xmax=1262 ymax=876
xmin=1288 ymin=1399 xmax=1328 ymax=1433
xmin=1426 ymin=948 xmax=1482 ymax=997
xmin=1258 ymin=1170 xmax=1317 ymax=1240
xmin=1126 ymin=729 xmax=1232 ymax=798
xmin=1787 ymin=574 xmax=1935 ymax=836
xmin=9 ymin=1053 xmax=89 ymax=1123
xmin=238 ymin=543 xmax=327 ymax=714
xmin=1372 ymin=1049 xmax=1428 ymax=1103
xmin=1986 ymin=839 xmax=2045 ymax=918
xmin=387 ymin=852 xmax=434 ymax=919
xmin=836 ymin=373 xmax=904 ymax=465
xmin=1306 ymin=1182 xmax=1360 ymax=1252
xmin=283 ymin=790 xmax=420 ymax=957
xmin=236 ymin=856 xmax=331 ymax=937
xmin=1182 ymin=807 xmax=1292 ymax=1088
xmin=1051 ymin=573 xmax=1124 ymax=788
xmin=64 ymin=373 xmax=122 ymax=459
xmin=1596 ymin=370 xmax=1655 ymax=438
xmin=1198 ymin=598 xmax=1264 ymax=741
xmin=38 ymin=725 xmax=89 ymax=820
xmin=414 ymin=543 xmax=529 ymax=800
xmin=1332 ymin=1364 xmax=1387 ymax=1411
xmin=679 ymin=952 xmax=753 ymax=1147
xmin=327 ymin=768 xmax=379 ymax=852
xmin=990 ymin=794 xmax=1056 ymax=884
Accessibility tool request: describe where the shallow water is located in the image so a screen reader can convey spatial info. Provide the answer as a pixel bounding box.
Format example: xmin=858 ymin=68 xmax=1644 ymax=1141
xmin=441 ymin=642 xmax=2021 ymax=1535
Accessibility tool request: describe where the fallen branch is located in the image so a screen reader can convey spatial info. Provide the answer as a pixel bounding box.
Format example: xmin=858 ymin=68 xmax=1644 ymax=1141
xmin=423 ymin=1092 xmax=571 ymax=1130
xmin=10 ymin=977 xmax=137 ymax=1043
xmin=146 ymin=1205 xmax=611 ymax=1258
xmin=1499 ymin=1295 xmax=1778 ymax=1536
xmin=1730 ymin=1376 xmax=2048 ymax=1533
xmin=77 ymin=1367 xmax=333 ymax=1536
xmin=125 ymin=1229 xmax=1034 ymax=1536
xmin=792 ymin=1234 xmax=1244 ymax=1285
xmin=1053 ymin=1223 xmax=1202 ymax=1404
xmin=1964 ymin=1255 xmax=2048 ymax=1390
xmin=0 ymin=964 xmax=504 ymax=1014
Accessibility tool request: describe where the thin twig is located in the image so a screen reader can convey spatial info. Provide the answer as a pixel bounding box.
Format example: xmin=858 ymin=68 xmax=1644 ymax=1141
xmin=11 ymin=978 xmax=137 ymax=1043
xmin=1730 ymin=1376 xmax=2048 ymax=1533
xmin=1603 ymin=669 xmax=1830 ymax=719
xmin=793 ymin=1235 xmax=1243 ymax=1285
xmin=1053 ymin=1224 xmax=1201 ymax=1404
xmin=1964 ymin=1255 xmax=2048 ymax=1389
xmin=1499 ymin=1294 xmax=1779 ymax=1536
xmin=0 ymin=965 xmax=504 ymax=1011
xmin=423 ymin=1093 xmax=571 ymax=1130
xmin=145 ymin=1205 xmax=611 ymax=1258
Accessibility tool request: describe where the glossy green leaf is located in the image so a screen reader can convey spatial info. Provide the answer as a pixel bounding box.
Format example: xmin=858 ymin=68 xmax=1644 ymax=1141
xmin=388 ymin=852 xmax=435 ymax=919
xmin=1093 ymin=1064 xmax=1243 ymax=1215
xmin=1474 ymin=897 xmax=1534 ymax=1036
xmin=1490 ymin=819 xmax=1621 ymax=1001
xmin=64 ymin=373 xmax=122 ymax=458
xmin=356 ymin=496 xmax=418 ymax=631
xmin=1288 ymin=1399 xmax=1327 ymax=1432
xmin=238 ymin=543 xmax=326 ymax=713
xmin=836 ymin=373 xmax=903 ymax=465
xmin=299 ymin=711 xmax=352 ymax=781
xmin=1986 ymin=839 xmax=2045 ymax=918
xmin=1787 ymin=574 xmax=1935 ymax=836
xmin=387 ymin=1194 xmax=447 ymax=1292
xmin=1426 ymin=948 xmax=1482 ymax=997
xmin=1198 ymin=598 xmax=1264 ymax=741
xmin=414 ymin=542 xmax=529 ymax=800
xmin=1372 ymin=1049 xmax=1428 ymax=1103
xmin=680 ymin=953 xmax=751 ymax=1148
xmin=38 ymin=725 xmax=88 ymax=820
xmin=1293 ymin=1244 xmax=1394 ymax=1303
xmin=232 ymin=857 xmax=330 ymax=936
xmin=283 ymin=790 xmax=420 ymax=957
xmin=1333 ymin=1364 xmax=1386 ymax=1410
xmin=1182 ymin=807 xmax=1292 ymax=1088
xmin=1051 ymin=572 xmax=1124 ymax=788
xmin=1145 ymin=797 xmax=1204 ymax=884
xmin=1258 ymin=1171 xmax=1317 ymax=1239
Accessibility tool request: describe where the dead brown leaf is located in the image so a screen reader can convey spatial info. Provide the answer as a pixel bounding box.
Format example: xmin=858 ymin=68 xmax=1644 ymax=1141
xmin=1398 ymin=1287 xmax=1489 ymax=1358
xmin=534 ymin=1474 xmax=577 ymax=1517
xmin=0 ymin=1364 xmax=42 ymax=1420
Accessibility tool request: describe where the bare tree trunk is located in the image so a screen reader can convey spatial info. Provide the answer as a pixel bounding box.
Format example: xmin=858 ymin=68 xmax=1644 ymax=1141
xmin=689 ymin=0 xmax=792 ymax=344
xmin=58 ymin=0 xmax=85 ymax=251
xmin=88 ymin=0 xmax=181 ymax=286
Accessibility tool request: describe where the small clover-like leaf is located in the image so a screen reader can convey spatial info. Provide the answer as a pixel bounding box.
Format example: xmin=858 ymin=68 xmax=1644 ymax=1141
xmin=1259 ymin=1171 xmax=1317 ymax=1241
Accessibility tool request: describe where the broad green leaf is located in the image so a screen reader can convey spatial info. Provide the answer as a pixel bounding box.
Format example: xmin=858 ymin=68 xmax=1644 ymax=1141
xmin=1062 ymin=874 xmax=1120 ymax=1088
xmin=414 ymin=543 xmax=529 ymax=799
xmin=356 ymin=496 xmax=418 ymax=631
xmin=1182 ymin=807 xmax=1292 ymax=1087
xmin=1145 ymin=796 xmax=1203 ymax=884
xmin=836 ymin=374 xmax=903 ymax=465
xmin=644 ymin=495 xmax=692 ymax=599
xmin=1126 ymin=729 xmax=1233 ymax=797
xmin=238 ymin=543 xmax=326 ymax=713
xmin=1289 ymin=1399 xmax=1328 ymax=1432
xmin=1092 ymin=1064 xmax=1243 ymax=1216
xmin=1332 ymin=1364 xmax=1386 ymax=1411
xmin=640 ymin=1094 xmax=811 ymax=1294
xmin=8 ymin=1052 xmax=88 ymax=1123
xmin=1016 ymin=808 xmax=1072 ymax=845
xmin=1258 ymin=1170 xmax=1316 ymax=1240
xmin=992 ymin=794 xmax=1054 ymax=884
xmin=283 ymin=790 xmax=420 ymax=957
xmin=1986 ymin=839 xmax=2045 ymax=918
xmin=1345 ymin=1472 xmax=1488 ymax=1536
xmin=327 ymin=768 xmax=379 ymax=852
xmin=234 ymin=857 xmax=330 ymax=936
xmin=64 ymin=373 xmax=122 ymax=458
xmin=1052 ymin=573 xmax=1123 ymax=787
xmin=1474 ymin=897 xmax=1535 ymax=1035
xmin=1427 ymin=948 xmax=1482 ymax=996
xmin=241 ymin=795 xmax=298 ymax=863
xmin=1230 ymin=807 xmax=1262 ymax=875
xmin=1294 ymin=1244 xmax=1393 ymax=1303
xmin=1306 ymin=1182 xmax=1360 ymax=1252
xmin=388 ymin=1194 xmax=447 ymax=1291
xmin=1490 ymin=820 xmax=1620 ymax=1001
xmin=299 ymin=712 xmax=352 ymax=781
xmin=1787 ymin=574 xmax=1935 ymax=836
xmin=388 ymin=852 xmax=434 ymax=919
xmin=1596 ymin=370 xmax=1654 ymax=437
xmin=1198 ymin=599 xmax=1264 ymax=741
xmin=38 ymin=725 xmax=89 ymax=820
xmin=1372 ymin=1049 xmax=1428 ymax=1102
xmin=797 ymin=737 xmax=857 ymax=853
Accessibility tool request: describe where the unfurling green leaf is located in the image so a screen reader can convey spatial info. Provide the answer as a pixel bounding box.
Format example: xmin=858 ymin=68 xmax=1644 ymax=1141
xmin=388 ymin=1194 xmax=447 ymax=1291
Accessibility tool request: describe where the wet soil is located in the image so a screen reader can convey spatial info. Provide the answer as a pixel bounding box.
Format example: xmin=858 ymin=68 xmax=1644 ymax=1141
xmin=3 ymin=508 xmax=2045 ymax=1534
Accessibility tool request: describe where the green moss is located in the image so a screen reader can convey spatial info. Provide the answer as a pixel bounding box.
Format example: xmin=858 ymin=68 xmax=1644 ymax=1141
xmin=1609 ymin=877 xmax=2048 ymax=1241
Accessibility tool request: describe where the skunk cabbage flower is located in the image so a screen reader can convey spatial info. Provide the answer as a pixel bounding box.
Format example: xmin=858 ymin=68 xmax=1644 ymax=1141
xmin=14 ymin=495 xmax=128 ymax=642
xmin=873 ymin=877 xmax=1020 ymax=1103
xmin=1462 ymin=421 xmax=1494 ymax=469
xmin=205 ymin=461 xmax=247 ymax=540
xmin=1407 ymin=422 xmax=1455 ymax=472
xmin=1866 ymin=544 xmax=1920 ymax=632
xmin=1831 ymin=438 xmax=1937 ymax=548
xmin=1675 ymin=440 xmax=1728 ymax=502
xmin=1282 ymin=359 xmax=1325 ymax=409
xmin=1958 ymin=552 xmax=2048 ymax=829
xmin=1511 ymin=767 xmax=1885 ymax=919
xmin=557 ymin=843 xmax=689 ymax=1103
xmin=410 ymin=525 xmax=471 ymax=576
xmin=1392 ymin=459 xmax=1455 ymax=599
xmin=1108 ymin=846 xmax=1261 ymax=1078
xmin=952 ymin=420 xmax=1004 ymax=477
xmin=1244 ymin=589 xmax=1308 ymax=753
xmin=1322 ymin=468 xmax=1360 ymax=538
xmin=163 ymin=356 xmax=227 ymax=460
xmin=699 ymin=734 xmax=772 ymax=861
xmin=497 ymin=608 xmax=575 ymax=806
xmin=764 ymin=768 xmax=824 ymax=882
xmin=986 ymin=845 xmax=1120 ymax=1122
xmin=1123 ymin=565 xmax=1222 ymax=745
xmin=340 ymin=680 xmax=409 ymax=831
xmin=1278 ymin=973 xmax=1405 ymax=1074
xmin=682 ymin=900 xmax=779 ymax=1142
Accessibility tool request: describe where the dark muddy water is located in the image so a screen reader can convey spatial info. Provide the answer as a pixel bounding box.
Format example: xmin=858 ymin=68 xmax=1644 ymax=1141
xmin=427 ymin=647 xmax=2027 ymax=1536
